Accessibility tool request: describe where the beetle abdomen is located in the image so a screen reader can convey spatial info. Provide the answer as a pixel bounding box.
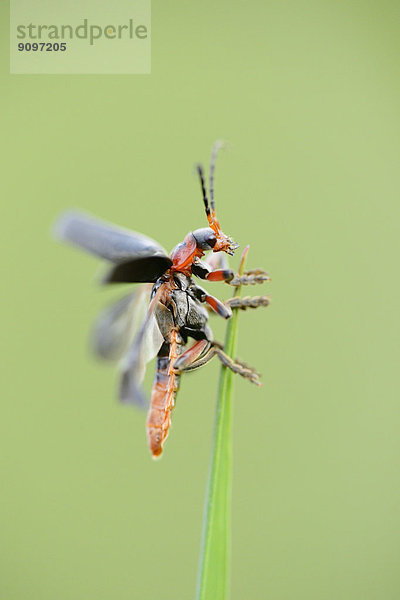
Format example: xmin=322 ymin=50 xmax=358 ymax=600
xmin=146 ymin=332 xmax=181 ymax=457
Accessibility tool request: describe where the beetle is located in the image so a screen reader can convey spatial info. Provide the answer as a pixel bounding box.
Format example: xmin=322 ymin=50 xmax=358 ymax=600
xmin=54 ymin=142 xmax=270 ymax=457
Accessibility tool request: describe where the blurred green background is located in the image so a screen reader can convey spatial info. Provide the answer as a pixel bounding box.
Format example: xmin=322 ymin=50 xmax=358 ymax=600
xmin=1 ymin=1 xmax=400 ymax=598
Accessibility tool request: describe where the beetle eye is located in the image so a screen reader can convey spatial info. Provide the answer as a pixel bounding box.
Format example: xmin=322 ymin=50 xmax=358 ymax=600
xmin=206 ymin=232 xmax=217 ymax=247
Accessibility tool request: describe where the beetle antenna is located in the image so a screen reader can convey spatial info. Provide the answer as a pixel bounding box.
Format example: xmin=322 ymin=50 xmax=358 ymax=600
xmin=196 ymin=164 xmax=213 ymax=223
xmin=209 ymin=140 xmax=224 ymax=216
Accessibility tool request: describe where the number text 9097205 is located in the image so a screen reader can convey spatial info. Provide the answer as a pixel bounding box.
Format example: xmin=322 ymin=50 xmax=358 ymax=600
xmin=18 ymin=42 xmax=67 ymax=52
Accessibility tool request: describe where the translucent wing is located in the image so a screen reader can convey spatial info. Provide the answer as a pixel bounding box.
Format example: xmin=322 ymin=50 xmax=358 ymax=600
xmin=91 ymin=285 xmax=152 ymax=361
xmin=54 ymin=211 xmax=172 ymax=283
xmin=204 ymin=251 xmax=229 ymax=271
xmin=119 ymin=288 xmax=165 ymax=408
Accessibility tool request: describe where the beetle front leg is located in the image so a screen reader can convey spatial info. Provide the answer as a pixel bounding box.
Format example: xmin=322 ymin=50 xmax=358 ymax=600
xmin=205 ymin=269 xmax=235 ymax=283
xmin=229 ymin=269 xmax=270 ymax=286
xmin=192 ymin=258 xmax=234 ymax=284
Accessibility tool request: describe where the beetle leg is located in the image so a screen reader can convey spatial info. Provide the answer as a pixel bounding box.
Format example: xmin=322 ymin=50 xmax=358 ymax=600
xmin=187 ymin=283 xmax=231 ymax=319
xmin=229 ymin=270 xmax=270 ymax=286
xmin=175 ymin=345 xmax=217 ymax=373
xmin=173 ymin=339 xmax=211 ymax=371
xmin=175 ymin=341 xmax=261 ymax=385
xmin=213 ymin=347 xmax=262 ymax=385
xmin=204 ymin=294 xmax=232 ymax=319
xmin=192 ymin=258 xmax=234 ymax=284
xmin=205 ymin=269 xmax=235 ymax=283
xmin=225 ymin=295 xmax=271 ymax=310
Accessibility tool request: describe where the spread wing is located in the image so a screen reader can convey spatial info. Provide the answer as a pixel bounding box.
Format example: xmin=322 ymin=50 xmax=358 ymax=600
xmin=119 ymin=288 xmax=165 ymax=408
xmin=91 ymin=285 xmax=152 ymax=362
xmin=204 ymin=251 xmax=229 ymax=270
xmin=54 ymin=211 xmax=172 ymax=283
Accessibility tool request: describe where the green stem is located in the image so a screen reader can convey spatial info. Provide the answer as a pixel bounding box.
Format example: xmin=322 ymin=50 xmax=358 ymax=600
xmin=195 ymin=247 xmax=249 ymax=600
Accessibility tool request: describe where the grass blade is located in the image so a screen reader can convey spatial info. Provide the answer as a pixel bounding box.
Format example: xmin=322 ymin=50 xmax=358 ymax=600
xmin=196 ymin=247 xmax=249 ymax=600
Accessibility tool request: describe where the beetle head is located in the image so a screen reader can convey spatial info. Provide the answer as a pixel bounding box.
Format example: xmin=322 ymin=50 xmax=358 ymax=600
xmin=192 ymin=226 xmax=238 ymax=256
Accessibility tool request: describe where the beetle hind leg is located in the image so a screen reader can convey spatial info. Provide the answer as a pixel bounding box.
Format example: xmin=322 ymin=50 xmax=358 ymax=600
xmin=173 ymin=340 xmax=261 ymax=386
xmin=213 ymin=347 xmax=261 ymax=386
xmin=173 ymin=339 xmax=212 ymax=372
